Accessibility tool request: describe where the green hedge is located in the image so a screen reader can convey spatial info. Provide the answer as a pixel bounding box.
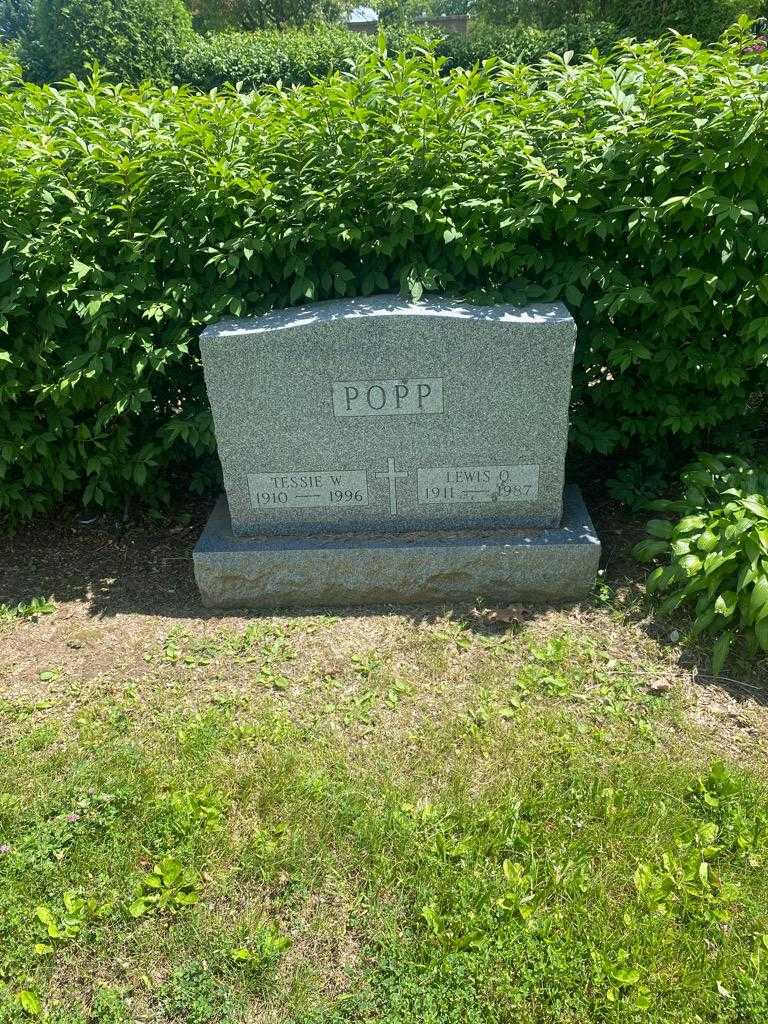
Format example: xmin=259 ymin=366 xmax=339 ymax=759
xmin=174 ymin=24 xmax=369 ymax=91
xmin=32 ymin=0 xmax=193 ymax=82
xmin=474 ymin=0 xmax=764 ymax=42
xmin=10 ymin=1 xmax=766 ymax=87
xmin=173 ymin=22 xmax=622 ymax=91
xmin=596 ymin=0 xmax=764 ymax=43
xmin=1 ymin=28 xmax=767 ymax=522
xmin=434 ymin=20 xmax=621 ymax=68
xmin=0 ymin=0 xmax=33 ymax=41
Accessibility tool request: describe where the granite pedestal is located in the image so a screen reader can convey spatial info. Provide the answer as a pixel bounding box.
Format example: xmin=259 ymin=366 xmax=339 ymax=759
xmin=194 ymin=486 xmax=599 ymax=608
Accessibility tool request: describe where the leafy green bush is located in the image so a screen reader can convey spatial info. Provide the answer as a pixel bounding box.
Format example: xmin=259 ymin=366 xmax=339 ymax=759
xmin=0 ymin=0 xmax=50 ymax=81
xmin=33 ymin=0 xmax=193 ymax=82
xmin=1 ymin=26 xmax=767 ymax=523
xmin=174 ymin=24 xmax=369 ymax=91
xmin=435 ymin=19 xmax=620 ymax=68
xmin=174 ymin=22 xmax=619 ymax=91
xmin=0 ymin=36 xmax=19 ymax=76
xmin=191 ymin=0 xmax=345 ymax=32
xmin=634 ymin=455 xmax=768 ymax=672
xmin=473 ymin=0 xmax=763 ymax=43
xmin=472 ymin=0 xmax=584 ymax=29
xmin=598 ymin=0 xmax=764 ymax=43
xmin=0 ymin=0 xmax=33 ymax=41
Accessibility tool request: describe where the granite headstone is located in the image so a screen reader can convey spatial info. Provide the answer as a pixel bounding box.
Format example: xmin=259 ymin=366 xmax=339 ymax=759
xmin=194 ymin=295 xmax=600 ymax=607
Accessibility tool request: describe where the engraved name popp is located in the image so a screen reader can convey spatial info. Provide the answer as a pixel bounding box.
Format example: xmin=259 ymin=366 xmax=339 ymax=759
xmin=332 ymin=378 xmax=443 ymax=418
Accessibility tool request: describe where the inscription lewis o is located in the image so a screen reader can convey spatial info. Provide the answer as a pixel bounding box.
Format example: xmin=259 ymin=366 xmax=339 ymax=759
xmin=333 ymin=378 xmax=443 ymax=418
xmin=418 ymin=465 xmax=540 ymax=504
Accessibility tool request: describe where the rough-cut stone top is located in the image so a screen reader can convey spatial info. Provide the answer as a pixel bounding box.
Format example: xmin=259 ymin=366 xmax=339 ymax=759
xmin=201 ymin=296 xmax=573 ymax=341
xmin=200 ymin=294 xmax=576 ymax=539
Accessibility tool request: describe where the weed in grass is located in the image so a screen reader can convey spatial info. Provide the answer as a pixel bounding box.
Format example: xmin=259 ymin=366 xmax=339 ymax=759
xmin=33 ymin=890 xmax=112 ymax=954
xmin=37 ymin=668 xmax=61 ymax=683
xmin=431 ymin=619 xmax=473 ymax=652
xmin=478 ymin=632 xmax=519 ymax=656
xmin=158 ymin=623 xmax=296 ymax=673
xmin=633 ymin=842 xmax=741 ymax=925
xmin=230 ymin=924 xmax=291 ymax=983
xmin=0 ymin=598 xmax=55 ymax=624
xmin=593 ymin=574 xmax=614 ymax=608
xmin=341 ymin=688 xmax=376 ymax=728
xmin=88 ymin=987 xmax=131 ymax=1023
xmin=0 ymin=699 xmax=55 ymax=722
xmin=591 ymin=948 xmax=652 ymax=1012
xmin=257 ymin=632 xmax=297 ymax=691
xmin=528 ymin=633 xmax=572 ymax=668
xmin=349 ymin=651 xmax=385 ymax=679
xmin=128 ymin=857 xmax=201 ymax=918
xmin=157 ymin=786 xmax=227 ymax=840
xmin=384 ymin=680 xmax=412 ymax=709
xmin=16 ymin=723 xmax=60 ymax=752
xmin=161 ymin=626 xmax=246 ymax=666
xmin=299 ymin=615 xmax=341 ymax=635
xmin=12 ymin=990 xmax=42 ymax=1018
xmin=686 ymin=761 xmax=768 ymax=863
xmin=236 ymin=825 xmax=288 ymax=884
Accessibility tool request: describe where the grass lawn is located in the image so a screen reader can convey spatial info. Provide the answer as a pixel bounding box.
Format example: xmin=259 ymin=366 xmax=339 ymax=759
xmin=1 ymin=502 xmax=768 ymax=1023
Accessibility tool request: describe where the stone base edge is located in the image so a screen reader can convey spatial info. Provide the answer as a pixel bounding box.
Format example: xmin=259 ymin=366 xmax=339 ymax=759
xmin=193 ymin=485 xmax=601 ymax=609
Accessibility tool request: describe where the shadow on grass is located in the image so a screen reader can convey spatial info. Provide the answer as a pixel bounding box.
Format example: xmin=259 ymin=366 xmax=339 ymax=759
xmin=0 ymin=496 xmax=578 ymax=626
xmin=2 ymin=490 xmax=766 ymax=704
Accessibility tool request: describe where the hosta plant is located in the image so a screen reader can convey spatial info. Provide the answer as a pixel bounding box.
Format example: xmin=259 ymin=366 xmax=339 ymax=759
xmin=634 ymin=454 xmax=768 ymax=673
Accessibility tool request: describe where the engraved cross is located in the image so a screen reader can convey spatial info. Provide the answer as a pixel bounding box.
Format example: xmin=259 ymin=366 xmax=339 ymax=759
xmin=375 ymin=458 xmax=408 ymax=516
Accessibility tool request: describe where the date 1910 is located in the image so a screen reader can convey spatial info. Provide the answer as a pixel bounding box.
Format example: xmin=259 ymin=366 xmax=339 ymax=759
xmin=248 ymin=471 xmax=369 ymax=511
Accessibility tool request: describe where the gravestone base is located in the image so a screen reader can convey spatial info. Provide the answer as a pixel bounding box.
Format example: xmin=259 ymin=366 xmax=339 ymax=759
xmin=194 ymin=485 xmax=600 ymax=609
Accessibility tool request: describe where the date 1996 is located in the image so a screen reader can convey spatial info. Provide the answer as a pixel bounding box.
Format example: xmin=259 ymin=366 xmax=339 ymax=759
xmin=248 ymin=471 xmax=369 ymax=511
xmin=252 ymin=487 xmax=365 ymax=507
